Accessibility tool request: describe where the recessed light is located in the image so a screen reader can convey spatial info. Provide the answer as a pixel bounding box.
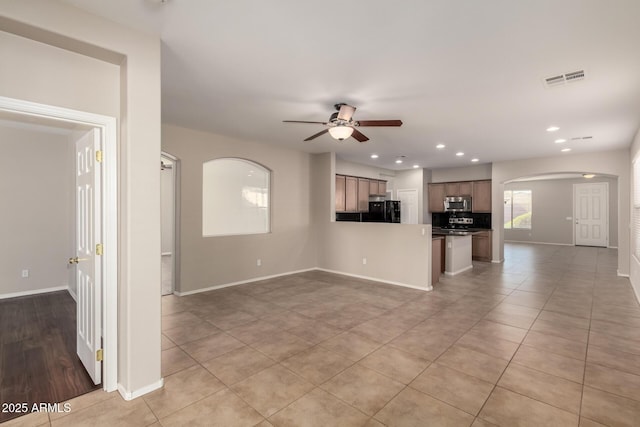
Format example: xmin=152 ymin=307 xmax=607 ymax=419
xmin=561 ymin=148 xmax=571 ymax=152
xmin=436 ymin=143 xmax=446 ymax=149
xmin=583 ymin=173 xmax=595 ymax=179
xmin=395 ymin=159 xmax=403 ymax=164
xmin=471 ymin=158 xmax=479 ymax=162
xmin=554 ymin=139 xmax=566 ymax=144
xmin=413 ymin=164 xmax=419 ymax=169
xmin=456 ymin=152 xmax=464 ymax=156
xmin=370 ymin=154 xmax=379 ymax=159
xmin=547 ymin=126 xmax=560 ymax=132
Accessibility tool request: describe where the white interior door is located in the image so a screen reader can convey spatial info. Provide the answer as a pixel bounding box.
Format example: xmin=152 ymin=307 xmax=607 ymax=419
xmin=574 ymin=182 xmax=608 ymax=247
xmin=75 ymin=128 xmax=102 ymax=384
xmin=397 ymin=189 xmax=419 ymax=224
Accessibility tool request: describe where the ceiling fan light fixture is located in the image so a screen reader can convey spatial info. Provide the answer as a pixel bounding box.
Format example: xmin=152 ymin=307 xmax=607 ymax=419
xmin=328 ymin=126 xmax=354 ymax=141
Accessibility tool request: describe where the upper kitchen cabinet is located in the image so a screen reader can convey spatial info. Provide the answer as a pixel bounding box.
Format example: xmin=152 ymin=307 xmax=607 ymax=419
xmin=345 ymin=176 xmax=358 ymax=212
xmin=445 ymin=181 xmax=472 ymax=197
xmin=335 ymin=175 xmax=346 ymax=212
xmin=472 ymin=180 xmax=492 ymax=213
xmin=368 ymin=179 xmax=387 ymax=196
xmin=378 ymin=181 xmax=387 ymax=196
xmin=358 ymin=178 xmax=369 ymax=212
xmin=428 ymin=183 xmax=446 ymax=213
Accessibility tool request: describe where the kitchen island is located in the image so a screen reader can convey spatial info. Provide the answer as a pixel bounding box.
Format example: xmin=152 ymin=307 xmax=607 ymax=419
xmin=431 ymin=229 xmax=479 ymax=276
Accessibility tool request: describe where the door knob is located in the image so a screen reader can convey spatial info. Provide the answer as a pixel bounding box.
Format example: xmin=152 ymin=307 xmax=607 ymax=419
xmin=68 ymin=257 xmax=88 ymax=264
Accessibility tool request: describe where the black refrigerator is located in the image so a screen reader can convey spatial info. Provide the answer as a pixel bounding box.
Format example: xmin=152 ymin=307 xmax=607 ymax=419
xmin=385 ymin=200 xmax=401 ymax=223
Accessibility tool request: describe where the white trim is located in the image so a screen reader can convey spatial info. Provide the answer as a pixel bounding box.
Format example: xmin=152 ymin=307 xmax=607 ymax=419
xmin=117 ymin=378 xmax=164 ymax=401
xmin=491 ymin=259 xmax=505 ymax=264
xmin=174 ymin=268 xmax=317 ymax=296
xmin=0 ymin=286 xmax=68 ymax=300
xmin=315 ymin=268 xmax=432 ymax=292
xmin=444 ymin=265 xmax=474 ymax=276
xmin=0 ymin=96 xmax=118 ymax=394
xmin=617 ymin=271 xmax=630 ymax=278
xmin=67 ymin=286 xmax=77 ymax=302
xmin=608 ymin=246 xmax=618 ymax=249
xmin=161 ymin=252 xmax=172 ymax=256
xmin=505 ymin=240 xmax=574 ymax=246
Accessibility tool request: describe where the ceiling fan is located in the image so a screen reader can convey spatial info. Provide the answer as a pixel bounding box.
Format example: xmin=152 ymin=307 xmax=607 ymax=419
xmin=283 ymin=103 xmax=403 ymax=142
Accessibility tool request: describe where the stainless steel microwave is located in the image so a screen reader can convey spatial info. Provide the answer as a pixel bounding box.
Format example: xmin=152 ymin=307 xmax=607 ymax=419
xmin=444 ymin=196 xmax=472 ymax=212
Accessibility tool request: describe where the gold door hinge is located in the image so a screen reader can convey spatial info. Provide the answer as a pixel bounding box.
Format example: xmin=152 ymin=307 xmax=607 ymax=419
xmin=96 ymin=244 xmax=104 ymax=256
xmin=96 ymin=348 xmax=103 ymax=362
xmin=96 ymin=150 xmax=103 ymax=163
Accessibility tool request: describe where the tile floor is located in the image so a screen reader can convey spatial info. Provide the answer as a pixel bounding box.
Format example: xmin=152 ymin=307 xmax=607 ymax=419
xmin=9 ymin=243 xmax=640 ymax=426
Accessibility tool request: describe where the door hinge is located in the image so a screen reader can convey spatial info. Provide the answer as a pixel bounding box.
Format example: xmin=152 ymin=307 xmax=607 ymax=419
xmin=96 ymin=348 xmax=103 ymax=362
xmin=96 ymin=244 xmax=103 ymax=256
xmin=96 ymin=150 xmax=103 ymax=163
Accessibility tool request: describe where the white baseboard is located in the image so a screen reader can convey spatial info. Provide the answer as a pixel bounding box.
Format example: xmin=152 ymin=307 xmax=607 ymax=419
xmin=491 ymin=259 xmax=505 ymax=264
xmin=315 ymin=268 xmax=432 ymax=292
xmin=505 ymin=240 xmax=573 ymax=246
xmin=0 ymin=285 xmax=68 ymax=300
xmin=617 ymin=271 xmax=630 ymax=278
xmin=118 ymin=378 xmax=164 ymax=401
xmin=444 ymin=265 xmax=474 ymax=277
xmin=174 ymin=268 xmax=317 ymax=296
xmin=161 ymin=252 xmax=172 ymax=256
xmin=67 ymin=286 xmax=77 ymax=302
xmin=608 ymin=246 xmax=618 ymax=249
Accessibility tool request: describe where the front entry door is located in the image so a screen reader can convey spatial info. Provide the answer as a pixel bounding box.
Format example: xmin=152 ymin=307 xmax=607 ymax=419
xmin=74 ymin=129 xmax=102 ymax=384
xmin=574 ymin=182 xmax=608 ymax=247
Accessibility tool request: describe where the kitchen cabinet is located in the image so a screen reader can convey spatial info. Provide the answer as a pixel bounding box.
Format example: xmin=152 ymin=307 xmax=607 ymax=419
xmin=378 ymin=181 xmax=387 ymax=196
xmin=472 ymin=180 xmax=492 ymax=213
xmin=369 ymin=180 xmax=379 ymax=196
xmin=428 ymin=183 xmax=446 ymax=213
xmin=335 ymin=175 xmax=346 ymax=212
xmin=345 ymin=176 xmax=358 ymax=212
xmin=472 ymin=230 xmax=492 ymax=262
xmin=445 ymin=181 xmax=472 ymax=196
xmin=358 ymin=178 xmax=370 ymax=212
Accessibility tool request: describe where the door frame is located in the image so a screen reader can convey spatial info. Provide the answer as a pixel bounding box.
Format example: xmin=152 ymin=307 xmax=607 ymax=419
xmin=161 ymin=151 xmax=181 ymax=294
xmin=573 ymin=181 xmax=609 ymax=247
xmin=0 ymin=96 xmax=118 ymax=392
xmin=396 ymin=188 xmax=419 ymax=224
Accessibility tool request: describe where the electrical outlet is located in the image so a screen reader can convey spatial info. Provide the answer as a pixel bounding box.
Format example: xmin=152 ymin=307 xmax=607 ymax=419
xmin=256 ymin=259 xmax=261 ymax=267
xmin=21 ymin=269 xmax=29 ymax=278
xmin=362 ymin=257 xmax=367 ymax=265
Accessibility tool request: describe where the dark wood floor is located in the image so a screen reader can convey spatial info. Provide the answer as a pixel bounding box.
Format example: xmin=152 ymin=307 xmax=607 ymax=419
xmin=0 ymin=291 xmax=100 ymax=423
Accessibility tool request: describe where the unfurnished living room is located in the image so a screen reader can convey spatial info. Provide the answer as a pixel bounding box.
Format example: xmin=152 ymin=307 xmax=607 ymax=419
xmin=1 ymin=1 xmax=640 ymax=426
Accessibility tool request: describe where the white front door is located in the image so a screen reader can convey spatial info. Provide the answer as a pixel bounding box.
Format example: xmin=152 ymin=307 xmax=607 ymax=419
xmin=574 ymin=182 xmax=608 ymax=247
xmin=397 ymin=189 xmax=419 ymax=224
xmin=75 ymin=129 xmax=102 ymax=384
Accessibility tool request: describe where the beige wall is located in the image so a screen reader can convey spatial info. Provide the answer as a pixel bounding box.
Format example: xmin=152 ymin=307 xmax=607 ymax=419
xmin=0 ymin=125 xmax=74 ymax=297
xmin=505 ymin=177 xmax=618 ymax=247
xmin=431 ymin=163 xmax=492 ymax=183
xmin=0 ymin=0 xmax=162 ymax=397
xmin=335 ymin=157 xmax=396 ymax=182
xmin=162 ymin=124 xmax=317 ymax=293
xmin=314 ymin=153 xmax=432 ymax=290
xmin=630 ymin=127 xmax=640 ymax=300
xmin=492 ymin=150 xmax=630 ymax=276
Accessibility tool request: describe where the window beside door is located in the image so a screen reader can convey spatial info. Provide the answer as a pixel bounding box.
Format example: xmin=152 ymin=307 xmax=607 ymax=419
xmin=504 ymin=189 xmax=532 ymax=229
xmin=202 ymin=158 xmax=271 ymax=237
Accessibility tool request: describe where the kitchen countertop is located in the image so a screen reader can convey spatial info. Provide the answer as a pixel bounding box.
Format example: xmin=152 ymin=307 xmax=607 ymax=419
xmin=431 ymin=227 xmax=492 ymax=236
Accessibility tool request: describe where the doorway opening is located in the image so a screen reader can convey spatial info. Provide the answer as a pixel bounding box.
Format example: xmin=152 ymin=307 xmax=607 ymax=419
xmin=0 ymin=97 xmax=118 ymax=406
xmin=161 ymin=152 xmax=180 ymax=295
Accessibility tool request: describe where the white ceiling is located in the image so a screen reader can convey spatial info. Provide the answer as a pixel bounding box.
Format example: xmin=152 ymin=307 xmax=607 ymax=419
xmin=60 ymin=0 xmax=640 ymax=170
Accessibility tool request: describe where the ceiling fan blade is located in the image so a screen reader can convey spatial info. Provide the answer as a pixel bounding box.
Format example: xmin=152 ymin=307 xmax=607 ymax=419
xmin=337 ymin=104 xmax=356 ymax=121
xmin=304 ymin=129 xmax=329 ymax=141
xmin=351 ymin=129 xmax=369 ymax=143
xmin=283 ymin=120 xmax=328 ymax=125
xmin=356 ymin=120 xmax=403 ymax=127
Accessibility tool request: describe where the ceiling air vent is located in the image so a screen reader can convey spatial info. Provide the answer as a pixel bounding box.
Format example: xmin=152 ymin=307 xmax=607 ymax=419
xmin=543 ymin=69 xmax=586 ymax=88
